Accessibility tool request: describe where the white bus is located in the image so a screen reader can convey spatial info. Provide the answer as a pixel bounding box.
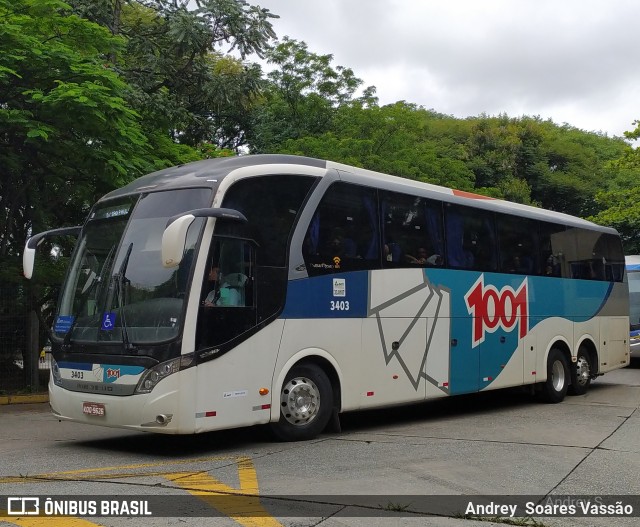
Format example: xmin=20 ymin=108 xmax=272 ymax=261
xmin=625 ymin=255 xmax=640 ymax=356
xmin=23 ymin=155 xmax=630 ymax=440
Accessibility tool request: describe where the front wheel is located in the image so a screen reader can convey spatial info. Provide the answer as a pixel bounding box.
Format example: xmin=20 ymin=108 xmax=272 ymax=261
xmin=540 ymin=348 xmax=569 ymax=403
xmin=568 ymin=347 xmax=592 ymax=396
xmin=270 ymin=363 xmax=333 ymax=442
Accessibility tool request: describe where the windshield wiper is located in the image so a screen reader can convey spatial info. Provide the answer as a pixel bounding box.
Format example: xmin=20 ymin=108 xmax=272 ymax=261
xmin=61 ymin=315 xmax=79 ymax=351
xmin=114 ymin=242 xmax=136 ymax=352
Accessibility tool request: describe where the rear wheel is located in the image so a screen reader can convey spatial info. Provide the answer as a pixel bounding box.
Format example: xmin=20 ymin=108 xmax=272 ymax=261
xmin=568 ymin=347 xmax=592 ymax=396
xmin=540 ymin=348 xmax=569 ymax=403
xmin=270 ymin=363 xmax=333 ymax=442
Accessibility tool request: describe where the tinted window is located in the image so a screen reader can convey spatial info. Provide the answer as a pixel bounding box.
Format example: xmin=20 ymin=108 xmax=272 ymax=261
xmin=196 ymin=238 xmax=257 ymax=349
xmin=497 ymin=214 xmax=539 ymax=275
xmin=539 ymin=222 xmax=566 ymax=277
xmin=567 ymin=229 xmax=625 ymax=282
xmin=600 ymin=233 xmax=625 ymax=282
xmin=303 ymin=182 xmax=380 ymax=276
xmin=56 ymin=190 xmax=210 ymax=345
xmin=629 ymin=272 xmax=640 ymax=327
xmin=380 ymin=191 xmax=444 ymax=268
xmin=444 ymin=204 xmax=497 ymax=271
xmin=220 ymin=175 xmax=316 ymax=266
xmin=215 ymin=174 xmax=316 ymax=331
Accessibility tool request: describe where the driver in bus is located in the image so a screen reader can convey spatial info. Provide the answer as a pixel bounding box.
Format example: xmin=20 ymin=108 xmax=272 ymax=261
xmin=203 ymin=266 xmax=241 ymax=307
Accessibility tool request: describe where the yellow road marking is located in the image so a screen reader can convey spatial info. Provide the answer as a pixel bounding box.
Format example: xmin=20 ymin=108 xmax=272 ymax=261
xmin=0 ymin=456 xmax=284 ymax=527
xmin=167 ymin=456 xmax=282 ymax=527
xmin=0 ymin=511 xmax=98 ymax=526
xmin=0 ymin=456 xmax=243 ymax=483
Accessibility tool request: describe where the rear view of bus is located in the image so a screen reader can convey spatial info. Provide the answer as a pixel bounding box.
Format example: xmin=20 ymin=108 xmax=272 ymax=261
xmin=626 ymin=255 xmax=640 ymax=357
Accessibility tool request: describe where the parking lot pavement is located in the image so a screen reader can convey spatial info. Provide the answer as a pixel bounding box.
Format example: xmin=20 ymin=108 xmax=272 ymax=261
xmin=1 ymin=365 xmax=639 ymax=526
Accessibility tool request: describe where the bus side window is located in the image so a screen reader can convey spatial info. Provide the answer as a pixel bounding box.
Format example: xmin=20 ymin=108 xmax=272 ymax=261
xmin=379 ymin=191 xmax=444 ymax=268
xmin=539 ymin=222 xmax=566 ymax=277
xmin=303 ymin=182 xmax=380 ymax=276
xmin=496 ymin=214 xmax=539 ymax=275
xmin=445 ymin=204 xmax=497 ymax=272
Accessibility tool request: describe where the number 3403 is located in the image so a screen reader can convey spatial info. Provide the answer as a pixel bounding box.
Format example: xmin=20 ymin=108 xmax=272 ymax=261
xmin=330 ymin=300 xmax=350 ymax=311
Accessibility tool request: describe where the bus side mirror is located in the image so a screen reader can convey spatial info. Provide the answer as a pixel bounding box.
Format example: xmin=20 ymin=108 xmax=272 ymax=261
xmin=23 ymin=246 xmax=36 ymax=280
xmin=23 ymin=226 xmax=82 ymax=279
xmin=162 ymin=215 xmax=196 ymax=268
xmin=161 ymin=208 xmax=248 ymax=269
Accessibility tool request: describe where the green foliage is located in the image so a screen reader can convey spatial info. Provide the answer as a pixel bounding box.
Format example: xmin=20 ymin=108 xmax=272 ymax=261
xmin=69 ymin=0 xmax=276 ymax=150
xmin=589 ymin=182 xmax=640 ymax=254
xmin=277 ymin=102 xmax=475 ymax=190
xmin=0 ymin=0 xmax=151 ymax=265
xmin=1 ymin=0 xmax=278 ymax=369
xmin=248 ymin=37 xmax=376 ymax=153
xmin=249 ymin=40 xmax=631 ymax=216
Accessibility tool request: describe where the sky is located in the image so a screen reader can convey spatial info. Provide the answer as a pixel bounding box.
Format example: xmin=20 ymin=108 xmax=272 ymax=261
xmin=251 ymin=0 xmax=640 ymax=140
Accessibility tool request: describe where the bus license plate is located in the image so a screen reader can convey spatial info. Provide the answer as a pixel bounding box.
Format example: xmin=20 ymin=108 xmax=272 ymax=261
xmin=83 ymin=402 xmax=105 ymax=417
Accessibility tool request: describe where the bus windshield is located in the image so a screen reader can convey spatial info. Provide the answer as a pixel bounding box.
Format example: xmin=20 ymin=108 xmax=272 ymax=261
xmin=628 ymin=270 xmax=640 ymax=329
xmin=55 ymin=189 xmax=210 ymax=345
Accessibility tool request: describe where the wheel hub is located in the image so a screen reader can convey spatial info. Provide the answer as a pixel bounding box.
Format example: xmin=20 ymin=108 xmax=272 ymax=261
xmin=281 ymin=377 xmax=321 ymax=426
xmin=551 ymin=359 xmax=566 ymax=391
xmin=575 ymin=356 xmax=590 ymax=385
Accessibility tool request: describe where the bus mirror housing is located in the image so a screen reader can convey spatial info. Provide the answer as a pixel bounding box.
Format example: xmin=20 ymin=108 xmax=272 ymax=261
xmin=162 ymin=208 xmax=247 ymax=268
xmin=23 ymin=226 xmax=82 ymax=279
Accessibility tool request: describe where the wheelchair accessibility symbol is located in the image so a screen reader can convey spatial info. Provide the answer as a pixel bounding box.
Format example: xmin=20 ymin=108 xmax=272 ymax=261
xmin=101 ymin=312 xmax=116 ymax=331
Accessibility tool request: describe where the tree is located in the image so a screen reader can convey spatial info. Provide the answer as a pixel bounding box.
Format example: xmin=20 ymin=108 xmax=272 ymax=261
xmin=0 ymin=0 xmax=155 ymax=382
xmin=69 ymin=0 xmax=277 ymax=150
xmin=1 ymin=0 xmax=279 ymax=387
xmin=589 ymin=188 xmax=640 ymax=254
xmin=586 ymin=121 xmax=640 ymax=252
xmin=248 ymin=37 xmax=376 ymax=153
xmin=0 ymin=0 xmax=154 ymax=266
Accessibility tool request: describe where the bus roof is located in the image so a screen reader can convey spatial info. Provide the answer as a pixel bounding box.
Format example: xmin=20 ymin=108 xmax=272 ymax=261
xmin=101 ymin=154 xmax=616 ymax=234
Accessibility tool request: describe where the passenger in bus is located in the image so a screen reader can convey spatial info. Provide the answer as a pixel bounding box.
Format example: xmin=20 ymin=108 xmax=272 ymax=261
xmin=507 ymin=255 xmax=531 ymax=274
xmin=326 ymin=228 xmax=357 ymax=258
xmin=406 ymin=247 xmax=429 ymax=265
xmin=406 ymin=247 xmax=443 ymax=266
xmin=384 ymin=241 xmax=403 ymax=262
xmin=545 ymin=255 xmax=561 ymax=276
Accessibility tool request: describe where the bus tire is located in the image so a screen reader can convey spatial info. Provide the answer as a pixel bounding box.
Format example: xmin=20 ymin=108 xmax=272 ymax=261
xmin=270 ymin=363 xmax=333 ymax=442
xmin=568 ymin=347 xmax=592 ymax=396
xmin=540 ymin=348 xmax=569 ymax=403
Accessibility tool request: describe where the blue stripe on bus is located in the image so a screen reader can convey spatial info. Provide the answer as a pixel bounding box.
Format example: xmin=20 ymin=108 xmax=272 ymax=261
xmin=282 ymin=271 xmax=369 ymax=318
xmin=428 ymin=269 xmax=612 ymax=394
xmin=58 ymin=362 xmax=92 ymax=371
xmin=283 ymin=270 xmax=612 ymax=321
xmin=282 ymin=270 xmax=614 ymax=395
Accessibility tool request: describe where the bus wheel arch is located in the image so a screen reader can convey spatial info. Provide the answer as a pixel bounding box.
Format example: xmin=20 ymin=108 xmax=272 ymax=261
xmin=270 ymin=357 xmax=341 ymax=441
xmin=569 ymin=339 xmax=597 ymax=396
xmin=539 ymin=343 xmax=571 ymax=404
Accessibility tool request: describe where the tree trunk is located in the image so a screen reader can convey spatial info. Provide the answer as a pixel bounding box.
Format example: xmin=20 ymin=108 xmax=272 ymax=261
xmin=25 ymin=309 xmax=40 ymax=391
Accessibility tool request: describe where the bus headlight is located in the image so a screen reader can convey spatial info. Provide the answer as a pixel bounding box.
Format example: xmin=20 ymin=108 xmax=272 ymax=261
xmin=51 ymin=358 xmax=62 ymax=387
xmin=134 ymin=354 xmax=195 ymax=394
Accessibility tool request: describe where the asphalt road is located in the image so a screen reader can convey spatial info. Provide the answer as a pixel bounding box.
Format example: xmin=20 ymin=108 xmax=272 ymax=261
xmin=1 ymin=361 xmax=640 ymax=527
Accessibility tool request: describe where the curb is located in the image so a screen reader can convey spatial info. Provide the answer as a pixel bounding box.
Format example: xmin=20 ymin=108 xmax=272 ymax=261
xmin=0 ymin=393 xmax=49 ymax=405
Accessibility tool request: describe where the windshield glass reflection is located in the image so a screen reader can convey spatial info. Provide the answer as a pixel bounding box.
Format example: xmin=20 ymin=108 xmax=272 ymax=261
xmin=55 ymin=189 xmax=210 ymax=345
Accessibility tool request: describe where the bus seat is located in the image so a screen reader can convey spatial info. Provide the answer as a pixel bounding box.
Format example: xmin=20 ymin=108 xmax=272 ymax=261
xmin=343 ymin=237 xmax=357 ymax=257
